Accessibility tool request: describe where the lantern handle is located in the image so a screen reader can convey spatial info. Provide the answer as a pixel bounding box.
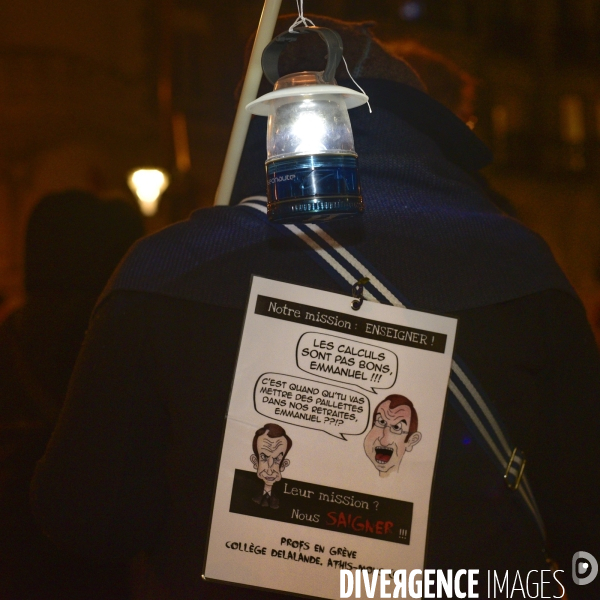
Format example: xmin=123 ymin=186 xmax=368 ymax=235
xmin=261 ymin=26 xmax=343 ymax=85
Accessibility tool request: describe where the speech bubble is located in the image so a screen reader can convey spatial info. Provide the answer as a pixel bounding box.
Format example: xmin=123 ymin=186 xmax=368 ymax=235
xmin=254 ymin=372 xmax=370 ymax=440
xmin=295 ymin=332 xmax=398 ymax=393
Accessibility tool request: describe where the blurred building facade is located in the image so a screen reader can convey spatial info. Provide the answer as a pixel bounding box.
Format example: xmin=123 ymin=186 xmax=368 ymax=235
xmin=0 ymin=0 xmax=160 ymax=308
xmin=1 ymin=0 xmax=599 ymax=317
xmin=386 ymin=0 xmax=600 ymax=308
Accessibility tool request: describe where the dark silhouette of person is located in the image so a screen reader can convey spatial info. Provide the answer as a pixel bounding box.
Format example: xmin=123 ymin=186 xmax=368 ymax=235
xmin=384 ymin=39 xmax=477 ymax=126
xmin=0 ymin=189 xmax=143 ymax=600
xmin=385 ymin=39 xmax=517 ymax=218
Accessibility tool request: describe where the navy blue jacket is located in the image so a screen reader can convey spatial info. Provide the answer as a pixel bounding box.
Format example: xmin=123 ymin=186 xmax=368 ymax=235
xmin=32 ymin=81 xmax=600 ymax=600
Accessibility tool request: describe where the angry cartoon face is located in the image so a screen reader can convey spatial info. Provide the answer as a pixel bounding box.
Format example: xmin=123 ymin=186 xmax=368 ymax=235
xmin=363 ymin=398 xmax=422 ymax=477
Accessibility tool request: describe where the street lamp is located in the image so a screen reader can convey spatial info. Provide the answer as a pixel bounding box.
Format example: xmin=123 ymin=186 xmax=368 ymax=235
xmin=127 ymin=168 xmax=170 ymax=216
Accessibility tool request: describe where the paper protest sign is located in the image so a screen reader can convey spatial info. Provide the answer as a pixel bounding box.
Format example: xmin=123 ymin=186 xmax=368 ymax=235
xmin=204 ymin=276 xmax=457 ymax=598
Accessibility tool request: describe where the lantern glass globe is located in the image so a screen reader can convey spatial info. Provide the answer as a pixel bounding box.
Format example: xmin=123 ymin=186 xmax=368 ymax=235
xmin=265 ymin=72 xmax=356 ymax=162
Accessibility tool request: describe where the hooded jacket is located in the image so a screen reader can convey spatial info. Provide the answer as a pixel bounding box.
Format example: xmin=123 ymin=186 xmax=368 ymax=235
xmin=32 ymin=80 xmax=600 ymax=600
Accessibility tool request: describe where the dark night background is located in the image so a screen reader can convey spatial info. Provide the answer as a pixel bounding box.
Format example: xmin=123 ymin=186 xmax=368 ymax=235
xmin=0 ymin=0 xmax=599 ymax=333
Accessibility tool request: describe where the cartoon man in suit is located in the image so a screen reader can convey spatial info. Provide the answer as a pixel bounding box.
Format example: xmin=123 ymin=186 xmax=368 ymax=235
xmin=250 ymin=423 xmax=292 ymax=508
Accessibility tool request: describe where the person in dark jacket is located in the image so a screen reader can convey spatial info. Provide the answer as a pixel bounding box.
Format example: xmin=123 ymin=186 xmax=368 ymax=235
xmin=31 ymin=17 xmax=599 ymax=600
xmin=0 ymin=190 xmax=143 ymax=599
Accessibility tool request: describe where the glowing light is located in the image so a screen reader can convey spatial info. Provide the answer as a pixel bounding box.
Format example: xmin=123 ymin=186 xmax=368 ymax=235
xmin=559 ymin=95 xmax=585 ymax=145
xmin=491 ymin=105 xmax=509 ymax=139
xmin=399 ymin=1 xmax=423 ymax=21
xmin=127 ymin=168 xmax=170 ymax=216
xmin=292 ymin=111 xmax=327 ymax=154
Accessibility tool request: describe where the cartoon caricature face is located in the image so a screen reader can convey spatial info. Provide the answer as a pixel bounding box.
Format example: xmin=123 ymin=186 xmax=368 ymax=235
xmin=363 ymin=396 xmax=422 ymax=477
xmin=250 ymin=424 xmax=291 ymax=491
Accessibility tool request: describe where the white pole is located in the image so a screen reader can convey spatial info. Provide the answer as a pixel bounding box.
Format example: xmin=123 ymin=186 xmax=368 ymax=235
xmin=213 ymin=0 xmax=283 ymax=206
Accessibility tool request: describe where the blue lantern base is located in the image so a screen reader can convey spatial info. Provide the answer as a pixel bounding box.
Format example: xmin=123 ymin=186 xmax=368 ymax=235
xmin=268 ymin=196 xmax=364 ymax=223
xmin=266 ymin=154 xmax=363 ymax=223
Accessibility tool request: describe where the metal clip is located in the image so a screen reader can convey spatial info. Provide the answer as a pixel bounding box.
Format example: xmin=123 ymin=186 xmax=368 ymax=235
xmin=504 ymin=447 xmax=526 ymax=491
xmin=351 ymin=277 xmax=370 ymax=311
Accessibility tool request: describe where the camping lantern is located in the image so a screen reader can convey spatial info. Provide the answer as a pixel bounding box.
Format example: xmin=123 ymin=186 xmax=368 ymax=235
xmin=246 ymin=26 xmax=369 ymax=223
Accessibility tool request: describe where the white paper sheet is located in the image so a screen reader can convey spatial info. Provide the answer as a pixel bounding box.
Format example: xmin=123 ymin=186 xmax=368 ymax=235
xmin=204 ymin=276 xmax=457 ymax=598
